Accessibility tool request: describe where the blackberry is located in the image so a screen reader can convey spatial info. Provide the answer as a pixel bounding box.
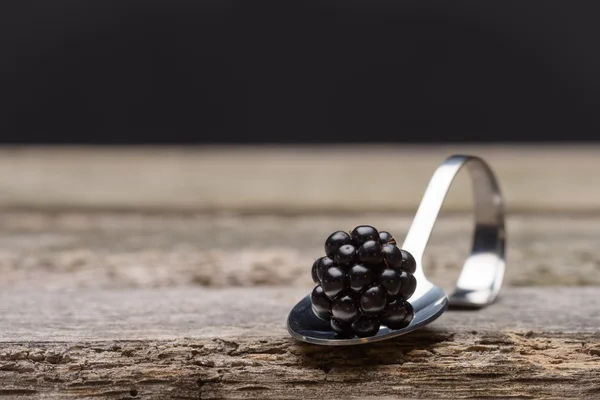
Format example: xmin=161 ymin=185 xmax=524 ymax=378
xmin=309 ymin=225 xmax=418 ymax=338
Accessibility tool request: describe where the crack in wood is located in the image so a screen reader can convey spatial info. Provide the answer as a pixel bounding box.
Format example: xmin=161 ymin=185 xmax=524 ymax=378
xmin=1 ymin=331 xmax=599 ymax=399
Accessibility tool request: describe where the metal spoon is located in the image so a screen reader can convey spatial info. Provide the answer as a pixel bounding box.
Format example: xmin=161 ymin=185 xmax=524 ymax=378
xmin=287 ymin=155 xmax=506 ymax=345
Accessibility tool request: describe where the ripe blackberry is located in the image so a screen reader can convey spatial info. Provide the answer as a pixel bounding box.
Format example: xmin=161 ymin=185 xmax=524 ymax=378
xmin=311 ymin=225 xmax=417 ymax=337
xmin=309 ymin=226 xmax=418 ymax=338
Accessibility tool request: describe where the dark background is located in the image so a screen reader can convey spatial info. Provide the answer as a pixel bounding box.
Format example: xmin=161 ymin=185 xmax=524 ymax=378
xmin=2 ymin=1 xmax=600 ymax=144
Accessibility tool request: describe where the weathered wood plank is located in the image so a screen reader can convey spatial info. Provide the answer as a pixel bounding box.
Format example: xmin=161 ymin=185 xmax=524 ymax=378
xmin=2 ymin=212 xmax=600 ymax=292
xmin=0 ymin=145 xmax=599 ymax=213
xmin=1 ymin=287 xmax=599 ymax=341
xmin=2 ymin=331 xmax=599 ymax=399
xmin=0 ymin=287 xmax=599 ymax=399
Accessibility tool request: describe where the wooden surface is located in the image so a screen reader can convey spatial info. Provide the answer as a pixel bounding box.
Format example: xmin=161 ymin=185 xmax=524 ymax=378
xmin=1 ymin=287 xmax=600 ymax=399
xmin=2 ymin=212 xmax=600 ymax=291
xmin=1 ymin=146 xmax=599 ymax=399
xmin=1 ymin=212 xmax=599 ymax=399
xmin=1 ymin=286 xmax=599 ymax=342
xmin=0 ymin=145 xmax=598 ymax=213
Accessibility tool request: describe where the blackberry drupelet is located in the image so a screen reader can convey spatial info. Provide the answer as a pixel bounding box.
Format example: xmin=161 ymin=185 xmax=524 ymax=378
xmin=382 ymin=299 xmax=414 ymax=330
xmin=378 ymin=231 xmax=396 ymax=245
xmin=348 ymin=264 xmax=374 ymax=293
xmin=400 ymin=249 xmax=417 ymax=274
xmin=360 ymin=285 xmax=387 ymax=315
xmin=378 ymin=268 xmax=402 ymax=296
xmin=325 ymin=231 xmax=352 ymax=257
xmin=310 ymin=285 xmax=331 ymax=321
xmin=332 ymin=294 xmax=360 ymax=323
xmin=314 ymin=256 xmax=335 ymax=282
xmin=321 ymin=265 xmax=346 ymax=299
xmin=381 ymin=243 xmax=403 ymax=269
xmin=351 ymin=315 xmax=380 ymax=337
xmin=357 ymin=240 xmax=383 ymax=264
xmin=309 ymin=225 xmax=417 ymax=338
xmin=351 ymin=225 xmax=379 ymax=245
xmin=311 ymin=259 xmax=320 ymax=284
xmin=334 ymin=244 xmax=357 ymax=268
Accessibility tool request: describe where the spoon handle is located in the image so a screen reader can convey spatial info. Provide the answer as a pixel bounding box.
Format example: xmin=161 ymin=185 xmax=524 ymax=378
xmin=402 ymin=155 xmax=506 ymax=308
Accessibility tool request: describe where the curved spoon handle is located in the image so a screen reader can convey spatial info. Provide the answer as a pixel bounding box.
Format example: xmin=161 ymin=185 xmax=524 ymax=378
xmin=402 ymin=155 xmax=506 ymax=308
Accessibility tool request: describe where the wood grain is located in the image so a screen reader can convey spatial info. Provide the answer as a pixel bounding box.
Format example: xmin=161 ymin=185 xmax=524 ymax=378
xmin=2 ymin=211 xmax=600 ymax=292
xmin=1 ymin=287 xmax=599 ymax=399
xmin=0 ymin=145 xmax=598 ymax=213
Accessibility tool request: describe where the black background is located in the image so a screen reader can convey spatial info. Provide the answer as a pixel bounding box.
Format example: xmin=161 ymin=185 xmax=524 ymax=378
xmin=2 ymin=1 xmax=600 ymax=144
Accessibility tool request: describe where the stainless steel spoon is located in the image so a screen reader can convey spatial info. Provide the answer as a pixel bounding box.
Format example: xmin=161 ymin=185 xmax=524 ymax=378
xmin=287 ymin=154 xmax=506 ymax=345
